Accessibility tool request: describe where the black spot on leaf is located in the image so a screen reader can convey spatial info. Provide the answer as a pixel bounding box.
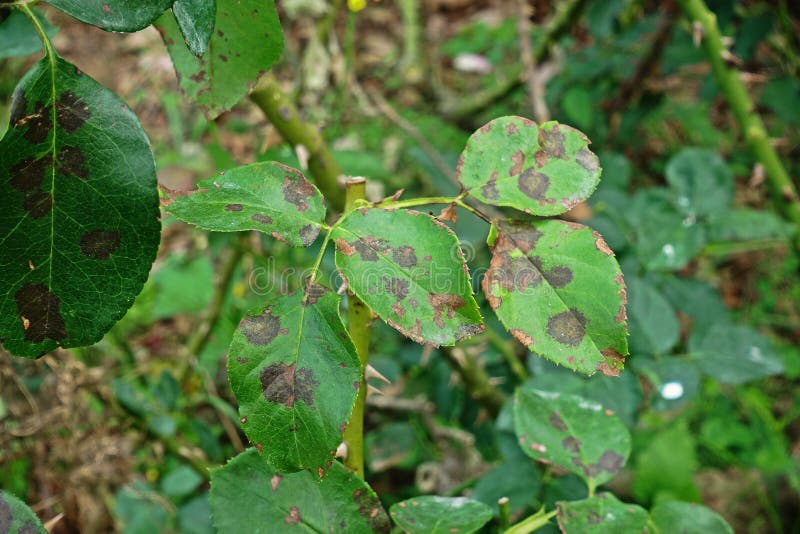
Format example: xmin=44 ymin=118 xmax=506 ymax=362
xmin=428 ymin=293 xmax=465 ymax=328
xmin=518 ymin=168 xmax=550 ymax=200
xmin=539 ymin=125 xmax=566 ymax=158
xmin=299 ymin=224 xmax=319 ymax=246
xmin=9 ymin=88 xmax=27 ymax=125
xmin=562 ymin=436 xmax=581 ymax=453
xmin=251 ymin=213 xmax=272 ymax=225
xmin=282 ymin=171 xmax=316 ymax=212
xmin=549 ymin=411 xmax=568 ymax=431
xmin=382 ymin=277 xmax=409 ymax=301
xmin=80 ymin=229 xmax=121 ymax=259
xmin=56 ymin=92 xmax=91 ymax=132
xmin=11 ymin=157 xmax=49 ymax=193
xmin=543 ymin=265 xmax=573 ymax=288
xmin=353 ymin=489 xmax=391 ymax=533
xmin=57 ymin=146 xmax=89 ymax=179
xmin=392 ymin=246 xmax=417 ymax=267
xmin=0 ymin=495 xmax=11 ymax=533
xmin=595 ymin=450 xmax=625 ymax=472
xmin=20 ymin=103 xmax=51 ymax=144
xmin=302 ymin=282 xmax=327 ymax=306
xmin=480 ymin=171 xmax=499 ymax=200
xmin=240 ymin=313 xmax=281 ymax=346
xmin=225 ymin=203 xmax=243 ymax=211
xmin=24 ymin=192 xmax=53 ymax=218
xmin=15 ymin=283 xmax=66 ymax=343
xmin=260 ymin=363 xmax=319 ymax=408
xmin=547 ymin=309 xmax=588 ymax=346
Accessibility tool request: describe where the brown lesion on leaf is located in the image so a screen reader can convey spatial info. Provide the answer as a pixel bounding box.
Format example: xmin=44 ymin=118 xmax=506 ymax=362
xmin=11 ymin=156 xmax=49 ymax=193
xmin=480 ymin=171 xmax=499 ymax=200
xmin=509 ymin=150 xmax=525 ymax=176
xmin=56 ymin=91 xmax=91 ymax=132
xmin=240 ymin=312 xmax=281 ymax=346
xmin=547 ymin=308 xmax=588 ymax=347
xmin=595 ymin=450 xmax=625 ymax=473
xmin=562 ymin=436 xmax=581 ymax=453
xmin=282 ymin=167 xmax=317 ymax=212
xmin=101 ymin=2 xmax=112 ymax=14
xmin=270 ymin=474 xmax=282 ymax=492
xmin=509 ymin=328 xmax=533 ymax=347
xmin=302 ymin=282 xmax=327 ymax=306
xmin=598 ymin=348 xmax=625 ymax=377
xmin=505 ymin=122 xmax=519 ymax=135
xmin=336 ymin=238 xmax=356 ymax=256
xmin=225 ymin=203 xmax=243 ymax=211
xmin=614 ymin=273 xmax=627 ymax=324
xmin=391 ymin=246 xmax=417 ymax=267
xmin=15 ymin=283 xmax=66 ymax=343
xmin=251 ymin=213 xmax=272 ymax=225
xmin=518 ymin=168 xmax=550 ymax=201
xmin=549 ymin=411 xmax=568 ymax=431
xmin=284 ymin=506 xmax=302 ymax=525
xmin=542 ymin=265 xmax=573 ymax=288
xmin=391 ymin=302 xmax=406 ymax=318
xmin=299 ymin=224 xmax=319 ymax=246
xmin=575 ymin=147 xmax=600 ymax=172
xmin=438 ymin=204 xmax=457 ymax=223
xmin=538 ymin=124 xmax=566 ymax=159
xmin=353 ymin=488 xmax=392 ymax=533
xmin=593 ymin=230 xmax=613 ymax=256
xmin=24 ymin=192 xmax=53 ymax=219
xmin=382 ymin=276 xmax=409 ymax=301
xmin=408 ymin=319 xmax=423 ymax=341
xmin=80 ymin=229 xmax=121 ymax=259
xmin=260 ymin=363 xmax=319 ymax=408
xmin=428 ymin=293 xmax=465 ymax=328
xmin=57 ymin=146 xmax=89 ymax=180
xmin=18 ymin=102 xmax=52 ymax=144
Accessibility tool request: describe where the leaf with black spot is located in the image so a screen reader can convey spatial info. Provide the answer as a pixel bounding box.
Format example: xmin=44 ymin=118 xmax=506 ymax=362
xmin=483 ymin=219 xmax=627 ymax=376
xmin=332 ymin=208 xmax=483 ymax=347
xmin=0 ymin=490 xmax=47 ymax=534
xmin=171 ymin=0 xmax=216 ymax=57
xmin=0 ymin=54 xmax=160 ymax=358
xmin=157 ymin=0 xmax=283 ymax=119
xmin=556 ymin=493 xmax=648 ymax=533
xmin=47 ymin=0 xmax=173 ymax=32
xmin=211 ymin=449 xmax=391 ymax=533
xmin=164 ymin=161 xmax=325 ymax=247
xmin=389 ymin=496 xmax=493 ymax=534
xmin=228 ymin=286 xmax=360 ymax=475
xmin=514 ymin=388 xmax=631 ymax=489
xmin=457 ymin=116 xmax=601 ymax=216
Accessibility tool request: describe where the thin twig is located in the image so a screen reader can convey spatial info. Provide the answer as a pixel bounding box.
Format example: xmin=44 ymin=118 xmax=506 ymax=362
xmin=515 ymin=0 xmax=549 ymax=123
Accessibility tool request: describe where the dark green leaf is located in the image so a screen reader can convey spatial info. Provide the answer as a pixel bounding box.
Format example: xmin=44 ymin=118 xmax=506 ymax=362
xmin=513 ymin=388 xmax=631 ymax=488
xmin=178 ymin=495 xmax=214 ymax=534
xmin=332 ymin=208 xmax=483 ymax=346
xmin=658 ymin=276 xmax=728 ymax=340
xmin=483 ymin=220 xmax=627 ymax=376
xmin=690 ymin=323 xmax=784 ymax=384
xmin=210 ymin=449 xmax=391 ymax=533
xmin=0 ymin=490 xmax=46 ymax=534
xmin=626 ymin=278 xmax=679 ymax=355
xmin=470 ymin=459 xmax=541 ymax=515
xmin=47 ymin=0 xmax=172 ymax=32
xmin=0 ymin=55 xmax=160 ymax=358
xmin=172 ymin=0 xmax=216 ymax=57
xmin=164 ymin=162 xmax=324 ymax=247
xmin=0 ymin=9 xmax=57 ymax=59
xmin=158 ymin=0 xmax=284 ymax=119
xmin=665 ymin=148 xmax=733 ymax=217
xmin=457 ymin=117 xmax=601 ymax=216
xmin=227 ymin=286 xmax=360 ymax=474
xmin=706 ymin=209 xmax=795 ymax=242
xmin=161 ymin=466 xmax=204 ymax=499
xmin=631 ymin=420 xmax=699 ymax=504
xmin=389 ymin=496 xmax=493 ymax=534
xmin=650 ymin=501 xmax=733 ymax=534
xmin=556 ymin=493 xmax=648 ymax=533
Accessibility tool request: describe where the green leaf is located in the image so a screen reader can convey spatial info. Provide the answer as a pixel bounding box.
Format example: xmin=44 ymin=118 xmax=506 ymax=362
xmin=47 ymin=0 xmax=173 ymax=32
xmin=210 ymin=449 xmax=391 ymax=533
xmin=0 ymin=54 xmax=160 ymax=358
xmin=665 ymin=148 xmax=733 ymax=217
xmin=389 ymin=496 xmax=493 ymax=534
xmin=690 ymin=323 xmax=784 ymax=384
xmin=556 ymin=493 xmax=648 ymax=533
xmin=0 ymin=490 xmax=46 ymax=533
xmin=513 ymin=388 xmax=631 ymax=488
xmin=172 ymin=0 xmax=216 ymax=57
xmin=650 ymin=501 xmax=733 ymax=534
xmin=626 ymin=278 xmax=679 ymax=355
xmin=483 ymin=219 xmax=627 ymax=376
xmin=158 ymin=0 xmax=284 ymax=119
xmin=457 ymin=117 xmax=601 ymax=216
xmin=631 ymin=420 xmax=699 ymax=504
xmin=0 ymin=9 xmax=57 ymax=59
xmin=706 ymin=209 xmax=795 ymax=242
xmin=332 ymin=208 xmax=483 ymax=346
xmin=227 ymin=286 xmax=361 ymax=474
xmin=161 ymin=466 xmax=204 ymax=499
xmin=470 ymin=458 xmax=541 ymax=515
xmin=165 ymin=162 xmax=324 ymax=246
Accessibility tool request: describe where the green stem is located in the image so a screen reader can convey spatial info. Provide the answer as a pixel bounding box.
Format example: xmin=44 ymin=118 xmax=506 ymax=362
xmin=678 ymin=0 xmax=800 ymax=248
xmin=440 ymin=347 xmax=505 ymax=417
xmin=374 ymin=195 xmax=460 ymax=209
xmin=504 ymin=508 xmax=558 ymax=534
xmin=342 ymin=178 xmax=371 ymax=477
xmin=18 ymin=3 xmax=52 ymax=55
xmin=250 ymin=74 xmax=346 ymax=211
xmin=486 ymin=326 xmax=529 ymax=381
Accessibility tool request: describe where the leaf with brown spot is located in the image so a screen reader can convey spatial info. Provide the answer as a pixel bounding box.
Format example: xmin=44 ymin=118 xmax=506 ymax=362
xmin=556 ymin=493 xmax=648 ymax=533
xmin=514 ymin=388 xmax=631 ymax=488
xmin=0 ymin=490 xmax=46 ymax=534
xmin=47 ymin=0 xmax=173 ymax=31
xmin=483 ymin=220 xmax=627 ymax=376
xmin=0 ymin=54 xmax=159 ymax=359
xmin=457 ymin=117 xmax=601 ymax=216
xmin=211 ymin=449 xmax=390 ymax=533
xmin=389 ymin=496 xmax=493 ymax=534
xmin=228 ymin=287 xmax=360 ymax=474
xmin=332 ymin=208 xmax=483 ymax=347
xmin=164 ymin=161 xmax=325 ymax=247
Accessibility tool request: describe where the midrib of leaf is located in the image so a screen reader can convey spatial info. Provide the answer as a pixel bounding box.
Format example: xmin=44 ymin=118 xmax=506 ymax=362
xmin=335 ymin=224 xmax=477 ymax=322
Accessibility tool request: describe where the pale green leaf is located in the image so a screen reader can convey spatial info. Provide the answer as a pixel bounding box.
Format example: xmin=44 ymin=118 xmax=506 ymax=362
xmin=389 ymin=496 xmax=493 ymax=534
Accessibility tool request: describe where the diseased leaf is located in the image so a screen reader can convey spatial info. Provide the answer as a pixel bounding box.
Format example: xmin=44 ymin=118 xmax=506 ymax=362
xmin=211 ymin=449 xmax=391 ymax=533
xmin=164 ymin=162 xmax=325 ymax=247
xmin=332 ymin=208 xmax=483 ymax=346
xmin=649 ymin=501 xmax=733 ymax=534
xmin=665 ymin=147 xmax=733 ymax=217
xmin=227 ymin=286 xmax=361 ymax=475
xmin=0 ymin=489 xmax=47 ymax=533
xmin=690 ymin=323 xmax=784 ymax=384
xmin=0 ymin=55 xmax=160 ymax=358
xmin=47 ymin=0 xmax=173 ymax=32
xmin=389 ymin=496 xmax=493 ymax=534
xmin=172 ymin=0 xmax=216 ymax=57
xmin=158 ymin=0 xmax=283 ymax=119
xmin=483 ymin=219 xmax=627 ymax=376
xmin=513 ymin=388 xmax=631 ymax=488
xmin=556 ymin=493 xmax=648 ymax=533
xmin=0 ymin=9 xmax=57 ymax=60
xmin=457 ymin=117 xmax=601 ymax=216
